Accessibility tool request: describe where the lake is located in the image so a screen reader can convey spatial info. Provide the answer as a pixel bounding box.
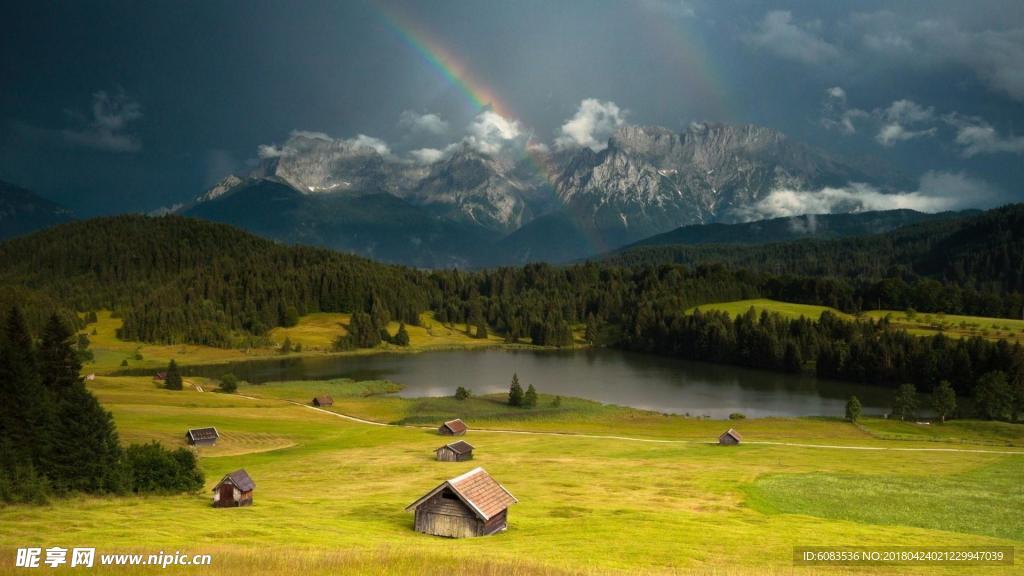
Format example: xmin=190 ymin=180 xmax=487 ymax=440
xmin=178 ymin=348 xmax=896 ymax=419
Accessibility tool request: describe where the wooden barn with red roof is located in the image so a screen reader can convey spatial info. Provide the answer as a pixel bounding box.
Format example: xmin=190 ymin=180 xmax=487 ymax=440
xmin=405 ymin=467 xmax=516 ymax=538
xmin=438 ymin=418 xmax=467 ymax=436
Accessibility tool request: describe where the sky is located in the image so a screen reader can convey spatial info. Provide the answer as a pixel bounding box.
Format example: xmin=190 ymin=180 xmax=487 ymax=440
xmin=1 ymin=0 xmax=1022 ymax=215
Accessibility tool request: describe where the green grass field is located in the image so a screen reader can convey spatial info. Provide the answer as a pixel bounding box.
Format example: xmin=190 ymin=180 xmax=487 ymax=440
xmin=81 ymin=311 xmax=579 ymax=376
xmin=2 ymin=375 xmax=1023 ymax=575
xmin=688 ymin=299 xmax=1024 ymax=343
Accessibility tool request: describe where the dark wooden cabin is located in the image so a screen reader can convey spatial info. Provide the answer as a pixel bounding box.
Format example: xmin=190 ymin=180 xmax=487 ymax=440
xmin=718 ymin=428 xmax=742 ymax=445
xmin=438 ymin=418 xmax=467 ymax=436
xmin=405 ymin=467 xmax=516 ymax=538
xmin=212 ymin=469 xmax=255 ymax=507
xmin=312 ymin=395 xmax=334 ymax=407
xmin=435 ymin=440 xmax=474 ymax=462
xmin=186 ymin=427 xmax=220 ymax=446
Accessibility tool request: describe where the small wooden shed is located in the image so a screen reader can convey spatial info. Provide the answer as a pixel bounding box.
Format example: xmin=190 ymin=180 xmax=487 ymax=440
xmin=719 ymin=428 xmax=742 ymax=445
xmin=312 ymin=395 xmax=334 ymax=407
xmin=435 ymin=440 xmax=474 ymax=462
xmin=212 ymin=469 xmax=255 ymax=508
xmin=439 ymin=418 xmax=467 ymax=436
xmin=153 ymin=371 xmax=167 ymax=382
xmin=405 ymin=467 xmax=516 ymax=538
xmin=186 ymin=427 xmax=220 ymax=446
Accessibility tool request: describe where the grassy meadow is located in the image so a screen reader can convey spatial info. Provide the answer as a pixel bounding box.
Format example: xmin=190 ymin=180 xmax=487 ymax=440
xmin=2 ymin=375 xmax=1023 ymax=575
xmin=80 ymin=311 xmax=572 ymax=375
xmin=688 ymin=299 xmax=1024 ymax=344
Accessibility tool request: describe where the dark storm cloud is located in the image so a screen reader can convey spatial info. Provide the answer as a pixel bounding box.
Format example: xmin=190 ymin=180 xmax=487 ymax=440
xmin=1 ymin=0 xmax=1022 ymax=213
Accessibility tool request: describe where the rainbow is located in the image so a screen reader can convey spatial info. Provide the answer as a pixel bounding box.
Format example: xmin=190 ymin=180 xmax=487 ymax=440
xmin=373 ymin=1 xmax=733 ymax=255
xmin=375 ymin=2 xmax=514 ymax=119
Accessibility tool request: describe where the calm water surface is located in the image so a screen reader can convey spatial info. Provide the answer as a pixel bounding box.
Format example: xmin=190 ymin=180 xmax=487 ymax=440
xmin=177 ymin=348 xmax=894 ymax=419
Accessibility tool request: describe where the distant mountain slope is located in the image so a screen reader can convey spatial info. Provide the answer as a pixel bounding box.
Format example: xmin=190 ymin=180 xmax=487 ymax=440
xmin=0 ymin=180 xmax=73 ymax=240
xmin=623 ymin=209 xmax=975 ymax=249
xmin=185 ymin=122 xmax=916 ymax=267
xmin=601 ymin=203 xmax=1024 ymax=294
xmin=184 ymin=177 xmax=494 ymax=267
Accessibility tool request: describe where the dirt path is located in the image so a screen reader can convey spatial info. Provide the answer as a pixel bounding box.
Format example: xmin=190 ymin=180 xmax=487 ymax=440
xmin=282 ymin=399 xmax=1024 ymax=455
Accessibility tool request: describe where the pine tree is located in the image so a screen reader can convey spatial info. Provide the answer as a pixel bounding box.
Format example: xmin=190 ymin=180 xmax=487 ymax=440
xmin=394 ymin=323 xmax=410 ymax=347
xmin=475 ymin=320 xmax=488 ymax=339
xmin=584 ymin=314 xmax=598 ymax=344
xmin=280 ymin=337 xmax=292 ymax=355
xmin=164 ymin=359 xmax=183 ymax=391
xmin=508 ymin=373 xmax=524 ymax=407
xmin=892 ymin=383 xmax=918 ymax=421
xmin=523 ymin=384 xmax=538 ymax=408
xmin=974 ymin=371 xmax=1012 ymax=421
xmin=0 ymin=307 xmax=52 ymax=474
xmin=932 ymin=380 xmax=957 ymax=423
xmin=845 ymin=395 xmax=862 ymax=422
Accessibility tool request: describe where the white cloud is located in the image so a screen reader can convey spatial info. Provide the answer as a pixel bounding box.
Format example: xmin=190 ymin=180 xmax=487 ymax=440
xmin=409 ymin=147 xmax=446 ymax=164
xmin=61 ymin=90 xmax=143 ymax=153
xmin=347 ymin=134 xmax=390 ymax=155
xmin=820 ymin=86 xmax=866 ymax=134
xmin=399 ymin=110 xmax=449 ymax=135
xmin=555 ymin=99 xmax=626 ymax=152
xmin=876 ymin=122 xmax=936 ymax=146
xmin=853 ymin=13 xmax=1024 ymax=101
xmin=258 ymin=131 xmax=390 ymax=160
xmin=944 ymin=114 xmax=1024 ymax=157
xmin=748 ymin=11 xmax=840 ymax=65
xmin=731 ymin=171 xmax=1001 ymax=221
xmin=464 ymin=110 xmax=523 ymax=155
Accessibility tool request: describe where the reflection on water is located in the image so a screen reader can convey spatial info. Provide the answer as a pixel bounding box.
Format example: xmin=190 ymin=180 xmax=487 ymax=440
xmin=170 ymin=348 xmax=895 ymax=419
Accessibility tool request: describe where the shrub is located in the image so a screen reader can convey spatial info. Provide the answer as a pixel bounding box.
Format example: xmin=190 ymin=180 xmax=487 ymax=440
xmin=125 ymin=442 xmax=204 ymax=494
xmin=729 ymin=412 xmax=747 ymax=420
xmin=218 ymin=373 xmax=238 ymax=393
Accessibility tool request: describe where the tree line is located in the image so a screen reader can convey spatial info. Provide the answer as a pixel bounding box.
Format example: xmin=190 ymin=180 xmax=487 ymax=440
xmin=0 ymin=307 xmax=203 ymax=503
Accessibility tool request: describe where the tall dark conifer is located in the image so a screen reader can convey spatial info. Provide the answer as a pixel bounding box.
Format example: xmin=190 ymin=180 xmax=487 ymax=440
xmin=0 ymin=307 xmax=53 ymax=473
xmin=39 ymin=314 xmax=125 ymax=493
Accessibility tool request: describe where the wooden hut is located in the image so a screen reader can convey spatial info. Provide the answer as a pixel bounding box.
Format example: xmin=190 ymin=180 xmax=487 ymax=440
xmin=186 ymin=427 xmax=220 ymax=447
xmin=312 ymin=395 xmax=334 ymax=407
xmin=212 ymin=469 xmax=255 ymax=507
xmin=153 ymin=371 xmax=167 ymax=382
xmin=718 ymin=428 xmax=742 ymax=445
xmin=438 ymin=418 xmax=467 ymax=436
xmin=435 ymin=440 xmax=474 ymax=462
xmin=405 ymin=467 xmax=516 ymax=538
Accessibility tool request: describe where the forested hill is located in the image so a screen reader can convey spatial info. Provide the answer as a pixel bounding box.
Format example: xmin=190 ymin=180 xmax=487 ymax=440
xmin=603 ymin=203 xmax=1024 ymax=296
xmin=0 ymin=215 xmax=431 ymax=345
xmin=622 ymin=209 xmax=974 ymax=249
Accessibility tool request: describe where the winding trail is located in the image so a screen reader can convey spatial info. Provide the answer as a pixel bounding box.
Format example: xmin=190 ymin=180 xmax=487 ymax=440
xmin=286 ymin=400 xmax=1024 ymax=455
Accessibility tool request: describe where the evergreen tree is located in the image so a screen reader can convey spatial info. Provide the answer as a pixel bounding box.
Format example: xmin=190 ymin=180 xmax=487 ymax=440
xmin=39 ymin=314 xmax=125 ymax=493
xmin=783 ymin=342 xmax=803 ymax=373
xmin=280 ymin=337 xmax=292 ymax=355
xmin=584 ymin=314 xmax=598 ymax=344
xmin=1011 ymin=367 xmax=1024 ymax=422
xmin=892 ymin=383 xmax=918 ymax=421
xmin=845 ymin=395 xmax=862 ymax=422
xmin=394 ymin=323 xmax=410 ymax=347
xmin=508 ymin=373 xmax=524 ymax=407
xmin=0 ymin=307 xmax=52 ymax=474
xmin=932 ymin=380 xmax=957 ymax=423
xmin=475 ymin=320 xmax=488 ymax=339
xmin=164 ymin=359 xmax=183 ymax=391
xmin=974 ymin=371 xmax=1013 ymax=421
xmin=523 ymin=384 xmax=538 ymax=408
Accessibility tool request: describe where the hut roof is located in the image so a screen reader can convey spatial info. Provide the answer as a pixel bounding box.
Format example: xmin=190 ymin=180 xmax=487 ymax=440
xmin=441 ymin=419 xmax=468 ymax=434
xmin=214 ymin=469 xmax=255 ymax=492
xmin=187 ymin=427 xmax=220 ymax=442
xmin=406 ymin=467 xmax=516 ymax=521
xmin=438 ymin=441 xmax=474 ymax=455
xmin=313 ymin=394 xmax=334 ymax=405
xmin=721 ymin=428 xmax=742 ymax=442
